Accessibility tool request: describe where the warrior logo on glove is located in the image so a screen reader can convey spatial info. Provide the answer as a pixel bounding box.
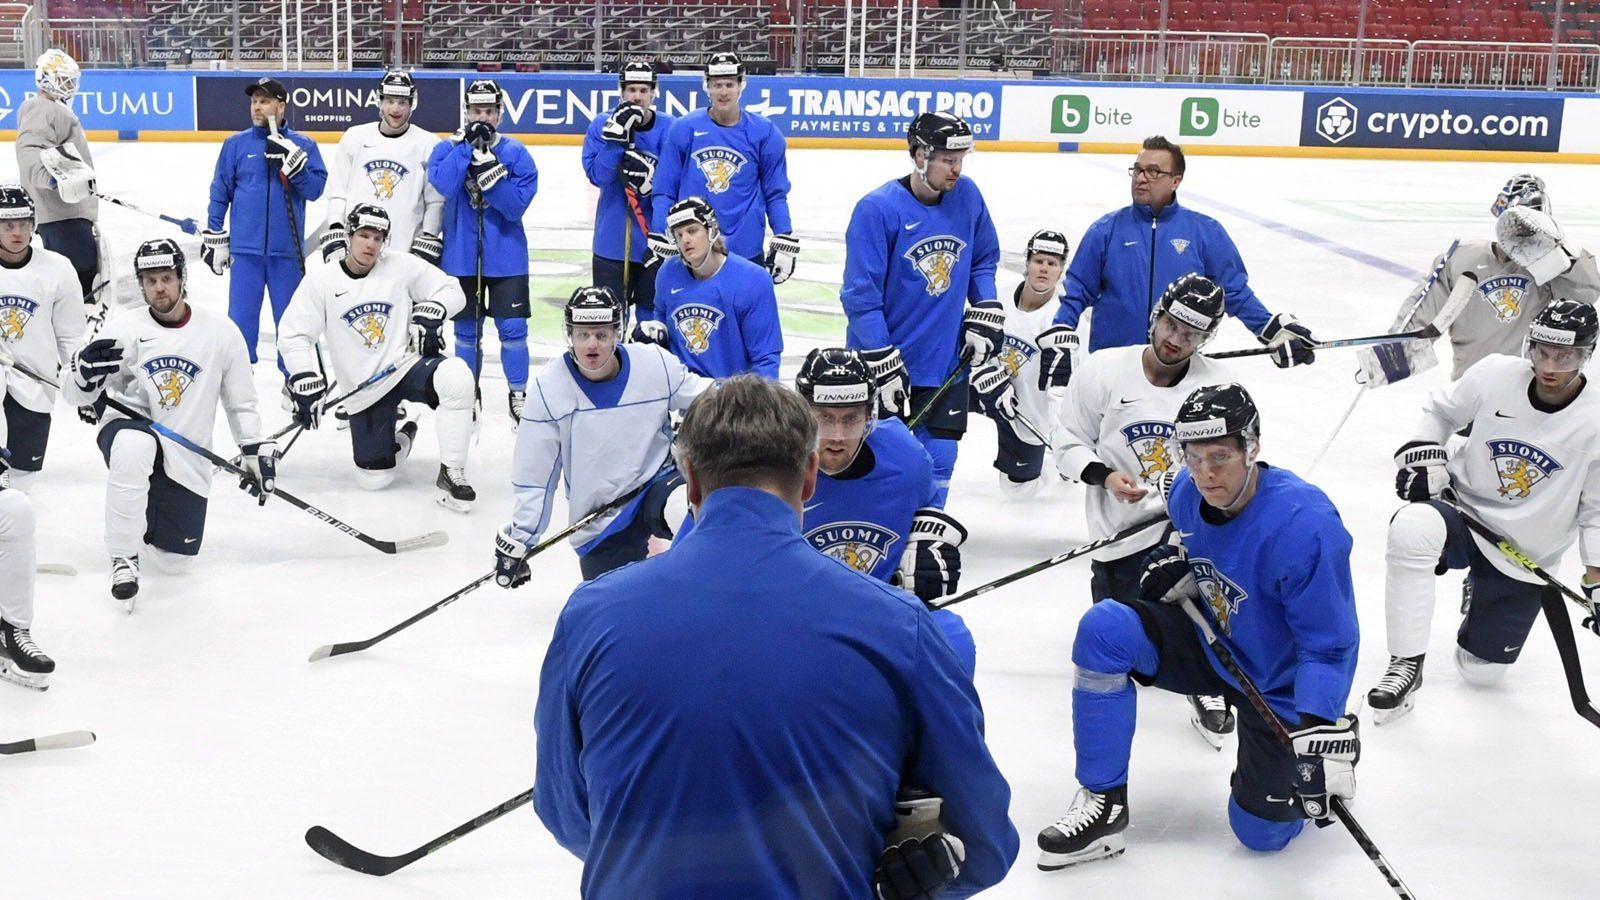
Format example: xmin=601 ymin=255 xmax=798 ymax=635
xmin=1490 ymin=440 xmax=1562 ymax=500
xmin=905 ymin=236 xmax=966 ymax=295
xmin=341 ymin=302 xmax=393 ymax=349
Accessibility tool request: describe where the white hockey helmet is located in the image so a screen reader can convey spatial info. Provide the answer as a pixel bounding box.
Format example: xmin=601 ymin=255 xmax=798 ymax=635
xmin=36 ymin=49 xmax=80 ymax=101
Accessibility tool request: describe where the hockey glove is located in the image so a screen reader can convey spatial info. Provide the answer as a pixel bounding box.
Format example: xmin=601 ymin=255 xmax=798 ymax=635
xmin=265 ymin=133 xmax=308 ymax=180
xmin=631 ymin=319 xmax=669 ymax=347
xmin=39 ymin=145 xmax=96 ymax=204
xmin=410 ymin=231 xmax=443 ymax=266
xmin=601 ymin=103 xmax=647 ymax=144
xmin=319 ymin=222 xmax=348 ymax=264
xmin=896 ymin=509 xmax=967 ymax=604
xmin=619 ymin=149 xmax=655 ymax=195
xmin=961 ymin=301 xmax=1005 ymax=368
xmin=1393 ymin=440 xmax=1449 ymax=501
xmin=860 ymin=347 xmax=912 ymax=420
xmin=1138 ymin=537 xmax=1198 ymax=606
xmin=494 ymin=526 xmax=531 ymax=589
xmin=463 ymin=120 xmax=497 ymax=151
xmin=1291 ymin=714 xmax=1360 ymax=825
xmin=1582 ymin=579 xmax=1600 ymax=636
xmin=1258 ymin=313 xmax=1316 ymax=369
xmin=468 ymin=149 xmax=508 ymax=195
xmin=238 ymin=440 xmax=279 ymax=506
xmin=766 ymin=232 xmax=800 ymax=285
xmin=970 ymin=361 xmax=1018 ymax=421
xmin=873 ymin=789 xmax=966 ymax=900
xmin=201 ymin=229 xmax=231 ymax=275
xmin=645 ymin=231 xmax=675 ymax=268
xmin=1035 ymin=325 xmax=1080 ymax=390
xmin=409 ymin=299 xmax=449 ymax=359
xmin=72 ymin=337 xmax=124 ymax=393
xmin=287 ymin=372 xmax=328 ymax=430
xmin=1497 ymin=206 xmax=1575 ymax=285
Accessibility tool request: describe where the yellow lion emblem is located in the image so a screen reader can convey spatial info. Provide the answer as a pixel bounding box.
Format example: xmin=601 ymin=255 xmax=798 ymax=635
xmin=357 ymin=315 xmax=386 ymax=348
xmin=1497 ymin=459 xmax=1537 ymax=499
xmin=680 ymin=317 xmax=712 ymax=353
xmin=370 ymin=169 xmax=399 ymax=200
xmin=155 ymin=369 xmax=186 ymax=409
xmin=0 ymin=308 xmax=25 ymax=341
xmin=702 ymin=158 xmax=733 ymax=193
xmin=1204 ymin=581 xmax=1232 ymax=632
xmin=840 ymin=543 xmax=870 ymax=573
xmin=999 ymin=345 xmax=1026 ymax=377
xmin=1136 ymin=437 xmax=1174 ymax=482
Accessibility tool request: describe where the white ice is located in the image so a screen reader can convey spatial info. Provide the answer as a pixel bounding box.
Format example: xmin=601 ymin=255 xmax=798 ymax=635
xmin=3 ymin=140 xmax=1600 ymax=899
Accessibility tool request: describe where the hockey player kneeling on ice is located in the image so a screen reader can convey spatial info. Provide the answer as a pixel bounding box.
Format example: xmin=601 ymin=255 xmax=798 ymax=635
xmin=1369 ymin=299 xmax=1600 ymax=724
xmin=277 ymin=204 xmax=476 ymax=511
xmin=493 ymin=286 xmax=711 ymax=584
xmin=0 ymin=460 xmax=55 ymax=689
xmin=532 ymin=375 xmax=1016 ymax=898
xmin=62 ymin=239 xmax=274 ymax=612
xmin=0 ymin=184 xmax=86 ymax=486
xmin=1055 ymin=273 xmax=1236 ymax=748
xmin=1039 ymin=383 xmax=1359 ymax=869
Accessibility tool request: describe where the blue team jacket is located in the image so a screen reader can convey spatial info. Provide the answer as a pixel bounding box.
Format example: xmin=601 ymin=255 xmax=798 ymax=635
xmin=582 ymin=108 xmax=675 ymax=263
xmin=426 ymin=134 xmax=538 ymax=277
xmin=1054 ymin=197 xmax=1273 ymax=352
xmin=207 ymin=125 xmax=327 ymax=258
xmin=534 ymin=486 xmax=1018 ymax=899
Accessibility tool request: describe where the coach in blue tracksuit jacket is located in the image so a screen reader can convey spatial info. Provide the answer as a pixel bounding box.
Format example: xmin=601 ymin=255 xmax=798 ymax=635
xmin=1035 ymin=135 xmax=1317 ymax=388
xmin=535 ymin=375 xmax=1017 ymax=900
xmin=205 ymin=77 xmax=327 ymax=377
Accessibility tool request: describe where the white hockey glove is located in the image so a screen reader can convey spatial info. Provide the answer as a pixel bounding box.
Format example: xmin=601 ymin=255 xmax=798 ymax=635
xmin=409 ymin=299 xmax=449 ymax=359
xmin=1138 ymin=534 xmax=1197 ymax=606
xmin=872 ymin=788 xmax=966 ymax=900
xmin=766 ymin=232 xmax=799 ymax=285
xmin=961 ymin=301 xmax=1005 ymax=368
xmin=410 ymin=231 xmax=443 ymax=266
xmin=969 ymin=361 xmax=1018 ymax=421
xmin=1582 ymin=579 xmax=1600 ymax=636
xmin=1497 ymin=206 xmax=1575 ymax=285
xmin=1035 ymin=325 xmax=1079 ymax=390
xmin=238 ymin=440 xmax=279 ymax=507
xmin=896 ymin=509 xmax=966 ymax=605
xmin=1291 ymin=715 xmax=1361 ymax=824
xmin=494 ymin=525 xmax=531 ymax=589
xmin=468 ymin=149 xmax=508 ymax=195
xmin=601 ymin=103 xmax=647 ymax=144
xmin=286 ymin=372 xmax=327 ymax=430
xmin=319 ymin=222 xmax=348 ymax=264
xmin=265 ymin=133 xmax=308 ymax=180
xmin=645 ymin=231 xmax=675 ymax=268
xmin=1393 ymin=440 xmax=1449 ymax=501
xmin=201 ymin=229 xmax=231 ymax=275
xmin=71 ymin=338 xmax=124 ymax=393
xmin=860 ymin=346 xmax=911 ymax=420
xmin=619 ymin=149 xmax=655 ymax=196
xmin=1257 ymin=312 xmax=1316 ymax=368
xmin=631 ymin=319 xmax=669 ymax=347
xmin=39 ymin=144 xmax=96 ymax=204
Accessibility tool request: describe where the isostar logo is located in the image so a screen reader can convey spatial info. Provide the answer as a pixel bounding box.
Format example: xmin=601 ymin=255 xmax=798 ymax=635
xmin=0 ymin=295 xmax=39 ymax=341
xmin=1488 ymin=439 xmax=1562 ymax=499
xmin=362 ymin=159 xmax=409 ymax=200
xmin=1191 ymin=558 xmax=1248 ymax=634
xmin=997 ymin=334 xmax=1036 ymax=377
xmin=671 ymin=303 xmax=724 ymax=354
xmin=341 ymin=301 xmax=393 ymax=349
xmin=141 ymin=354 xmax=201 ymax=409
xmin=689 ymin=146 xmax=747 ymax=194
xmin=1120 ymin=420 xmax=1177 ymax=485
xmin=904 ymin=236 xmax=966 ymax=296
xmin=807 ymin=521 xmax=900 ymax=576
xmin=1314 ymin=97 xmax=1358 ymax=144
xmin=1479 ymin=274 xmax=1531 ymax=323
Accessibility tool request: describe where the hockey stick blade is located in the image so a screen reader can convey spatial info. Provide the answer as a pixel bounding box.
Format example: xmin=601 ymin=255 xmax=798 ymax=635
xmin=36 ymin=563 xmax=78 ymax=576
xmin=1540 ymin=591 xmax=1600 ymax=728
xmin=0 ymin=730 xmax=96 ymax=755
xmin=393 ymin=531 xmax=451 ymax=554
xmin=305 ymin=787 xmax=534 ymax=876
xmin=308 ymin=571 xmax=496 ymax=662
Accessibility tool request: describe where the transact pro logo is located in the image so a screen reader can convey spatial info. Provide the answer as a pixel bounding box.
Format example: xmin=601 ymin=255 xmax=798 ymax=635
xmin=1315 ymin=97 xmax=1358 ymax=144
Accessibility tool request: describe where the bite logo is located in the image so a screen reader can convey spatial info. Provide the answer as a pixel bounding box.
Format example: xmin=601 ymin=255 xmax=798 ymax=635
xmin=141 ymin=355 xmax=201 ymax=409
xmin=0 ymin=295 xmax=39 ymax=341
xmin=1191 ymin=558 xmax=1248 ymax=634
xmin=1488 ymin=439 xmax=1562 ymax=499
xmin=1120 ymin=420 xmax=1176 ymax=484
xmin=363 ymin=159 xmax=408 ymax=200
xmin=807 ymin=521 xmax=900 ymax=575
xmin=690 ymin=146 xmax=747 ymax=194
xmin=1479 ymin=274 xmax=1531 ymax=323
xmin=904 ymin=236 xmax=967 ymax=295
xmin=341 ymin=302 xmax=393 ymax=349
xmin=672 ymin=303 xmax=724 ymax=354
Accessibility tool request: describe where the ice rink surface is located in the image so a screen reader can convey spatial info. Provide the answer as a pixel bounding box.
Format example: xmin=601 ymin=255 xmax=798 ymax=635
xmin=4 ymin=139 xmax=1600 ymax=899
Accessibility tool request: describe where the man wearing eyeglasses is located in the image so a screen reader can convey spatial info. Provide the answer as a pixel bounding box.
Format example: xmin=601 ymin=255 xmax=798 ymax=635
xmin=1035 ymin=136 xmax=1317 ymax=391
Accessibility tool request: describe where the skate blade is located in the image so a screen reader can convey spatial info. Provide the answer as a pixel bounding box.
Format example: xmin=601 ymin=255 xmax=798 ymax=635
xmin=1370 ymin=695 xmax=1417 ymax=725
xmin=436 ymin=494 xmax=474 ymax=514
xmin=0 ymin=662 xmax=50 ymax=692
xmin=1189 ymin=714 xmax=1229 ymax=751
xmin=1038 ymin=835 xmax=1126 ymax=871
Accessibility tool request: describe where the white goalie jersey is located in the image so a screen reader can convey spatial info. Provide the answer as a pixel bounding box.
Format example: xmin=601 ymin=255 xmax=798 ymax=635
xmin=324 ymin=122 xmax=444 ymax=250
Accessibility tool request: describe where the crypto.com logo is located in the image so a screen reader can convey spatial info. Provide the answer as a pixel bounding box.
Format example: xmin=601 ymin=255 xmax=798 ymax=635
xmin=1314 ymin=97 xmax=1358 ymax=144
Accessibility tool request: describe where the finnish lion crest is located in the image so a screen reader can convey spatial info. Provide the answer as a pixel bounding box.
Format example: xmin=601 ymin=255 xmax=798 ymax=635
xmin=997 ymin=335 xmax=1035 ymax=377
xmin=1191 ymin=558 xmax=1248 ymax=635
xmin=0 ymin=295 xmax=38 ymax=342
xmin=1489 ymin=439 xmax=1561 ymax=499
xmin=140 ymin=355 xmax=201 ymax=410
xmin=363 ymin=159 xmax=408 ymax=201
xmin=904 ymin=236 xmax=967 ymax=296
xmin=807 ymin=521 xmax=900 ymax=576
xmin=341 ymin=302 xmax=393 ymax=349
xmin=671 ymin=303 xmax=724 ymax=354
xmin=690 ymin=147 xmax=747 ymax=194
xmin=1479 ymin=274 xmax=1531 ymax=323
xmin=1120 ymin=420 xmax=1177 ymax=485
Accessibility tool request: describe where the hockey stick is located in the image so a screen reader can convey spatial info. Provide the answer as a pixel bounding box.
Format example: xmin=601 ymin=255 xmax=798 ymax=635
xmin=307 ymin=475 xmax=659 ymax=661
xmin=905 ymin=347 xmax=974 ymax=432
xmin=260 ymin=357 xmax=413 ymax=448
xmin=1538 ymin=587 xmax=1600 ymax=728
xmin=1177 ymin=598 xmax=1419 ymax=899
xmin=267 ymin=115 xmax=307 ymax=277
xmin=36 ymin=563 xmax=78 ymax=576
xmin=932 ymin=514 xmax=1166 ymax=610
xmin=0 ymin=730 xmax=96 ymax=755
xmin=306 ymin=787 xmax=532 ymax=876
xmin=1013 ymin=410 xmax=1051 ymax=448
xmin=1439 ymin=495 xmax=1600 ymax=635
xmin=93 ymin=191 xmax=200 ymax=235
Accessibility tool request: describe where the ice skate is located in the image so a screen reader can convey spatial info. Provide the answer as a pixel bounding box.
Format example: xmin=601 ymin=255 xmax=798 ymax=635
xmin=1038 ymin=785 xmax=1129 ymax=870
xmin=1367 ymin=654 xmax=1424 ymax=724
xmin=1188 ymin=694 xmax=1235 ymax=750
xmin=0 ymin=620 xmax=55 ymax=691
xmin=110 ymin=554 xmax=140 ymax=614
xmin=508 ymin=389 xmax=526 ymax=428
xmin=436 ymin=464 xmax=476 ymax=513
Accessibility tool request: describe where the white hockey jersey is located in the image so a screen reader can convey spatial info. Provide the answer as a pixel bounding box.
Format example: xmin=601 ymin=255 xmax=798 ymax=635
xmin=324 ymin=122 xmax=444 ymax=249
xmin=985 ymin=281 xmax=1059 ymax=445
xmin=277 ymin=252 xmax=466 ymax=413
xmin=1055 ymin=344 xmax=1232 ymax=561
xmin=1415 ymin=353 xmax=1600 ymax=583
xmin=62 ymin=306 xmax=263 ymax=497
xmin=1414 ymin=239 xmax=1600 ymax=380
xmin=0 ymin=246 xmax=85 ymax=414
xmin=510 ymin=344 xmax=712 ymax=549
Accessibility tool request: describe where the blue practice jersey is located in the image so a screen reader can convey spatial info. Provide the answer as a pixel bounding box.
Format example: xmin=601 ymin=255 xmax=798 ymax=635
xmin=426 ymin=134 xmax=538 ymax=277
xmin=650 ymin=253 xmax=782 ymax=379
xmin=1167 ymin=464 xmax=1359 ymax=723
xmin=803 ymin=420 xmax=935 ymax=583
xmin=841 ymin=176 xmax=1000 ymax=385
xmin=650 ymin=108 xmax=793 ymax=260
xmin=582 ymin=108 xmax=676 ymax=264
